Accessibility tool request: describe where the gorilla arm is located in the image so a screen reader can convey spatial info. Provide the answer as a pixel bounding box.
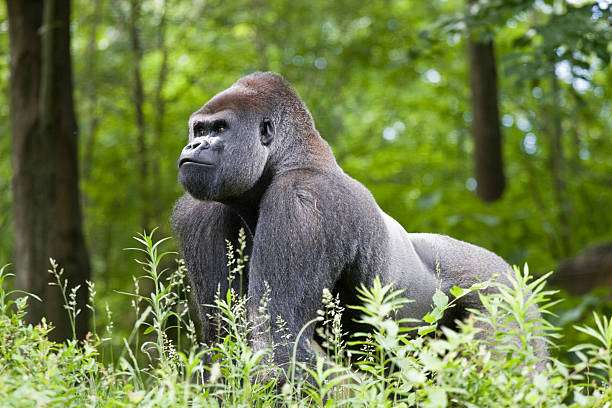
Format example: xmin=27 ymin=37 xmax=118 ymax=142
xmin=171 ymin=194 xmax=247 ymax=345
xmin=247 ymin=176 xmax=340 ymax=367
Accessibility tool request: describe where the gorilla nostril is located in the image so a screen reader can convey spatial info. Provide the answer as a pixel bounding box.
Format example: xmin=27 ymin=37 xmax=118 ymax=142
xmin=186 ymin=140 xmax=210 ymax=150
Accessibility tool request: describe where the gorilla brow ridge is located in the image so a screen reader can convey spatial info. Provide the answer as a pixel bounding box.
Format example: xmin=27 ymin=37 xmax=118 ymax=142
xmin=200 ymin=72 xmax=316 ymax=137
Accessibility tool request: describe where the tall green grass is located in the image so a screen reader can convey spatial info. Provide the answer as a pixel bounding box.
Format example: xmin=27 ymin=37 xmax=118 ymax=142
xmin=0 ymin=231 xmax=609 ymax=407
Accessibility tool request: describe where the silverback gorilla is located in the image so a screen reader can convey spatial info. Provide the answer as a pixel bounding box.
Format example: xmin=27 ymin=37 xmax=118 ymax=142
xmin=172 ymin=72 xmax=544 ymax=369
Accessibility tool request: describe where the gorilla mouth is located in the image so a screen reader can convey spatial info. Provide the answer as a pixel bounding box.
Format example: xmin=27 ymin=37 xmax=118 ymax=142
xmin=179 ymin=158 xmax=215 ymax=167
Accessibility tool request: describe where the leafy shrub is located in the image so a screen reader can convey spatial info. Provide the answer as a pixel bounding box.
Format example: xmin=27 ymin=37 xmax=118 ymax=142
xmin=0 ymin=232 xmax=609 ymax=407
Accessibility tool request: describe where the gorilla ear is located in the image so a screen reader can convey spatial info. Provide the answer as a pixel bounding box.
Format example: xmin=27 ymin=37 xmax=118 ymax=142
xmin=259 ymin=118 xmax=274 ymax=146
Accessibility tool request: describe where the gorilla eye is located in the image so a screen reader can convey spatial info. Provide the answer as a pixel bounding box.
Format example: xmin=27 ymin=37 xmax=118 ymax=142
xmin=213 ymin=121 xmax=228 ymax=133
xmin=194 ymin=123 xmax=206 ymax=137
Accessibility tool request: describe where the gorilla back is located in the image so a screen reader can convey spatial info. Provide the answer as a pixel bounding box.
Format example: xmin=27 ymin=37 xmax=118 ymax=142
xmin=172 ymin=72 xmax=546 ymax=368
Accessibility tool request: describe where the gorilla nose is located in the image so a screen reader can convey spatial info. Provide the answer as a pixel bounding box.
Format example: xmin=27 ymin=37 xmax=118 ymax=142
xmin=184 ymin=138 xmax=210 ymax=152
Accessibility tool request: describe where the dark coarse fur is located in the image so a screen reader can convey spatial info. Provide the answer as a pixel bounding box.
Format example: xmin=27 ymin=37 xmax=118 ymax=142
xmin=172 ymin=72 xmax=547 ymax=369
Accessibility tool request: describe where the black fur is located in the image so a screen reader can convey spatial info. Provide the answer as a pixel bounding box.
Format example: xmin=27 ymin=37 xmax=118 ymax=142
xmin=172 ymin=72 xmax=546 ymax=369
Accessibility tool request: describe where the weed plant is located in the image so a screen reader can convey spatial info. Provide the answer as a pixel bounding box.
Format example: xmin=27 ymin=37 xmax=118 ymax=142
xmin=0 ymin=231 xmax=609 ymax=407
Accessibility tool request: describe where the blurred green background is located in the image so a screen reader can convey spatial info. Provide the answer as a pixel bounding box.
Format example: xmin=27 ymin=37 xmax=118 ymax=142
xmin=0 ymin=0 xmax=610 ymax=340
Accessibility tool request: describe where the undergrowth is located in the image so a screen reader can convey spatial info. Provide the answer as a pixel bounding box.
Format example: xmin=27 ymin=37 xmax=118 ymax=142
xmin=0 ymin=231 xmax=610 ymax=407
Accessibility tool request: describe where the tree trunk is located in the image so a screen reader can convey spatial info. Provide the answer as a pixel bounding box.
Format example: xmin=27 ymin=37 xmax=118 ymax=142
xmin=82 ymin=0 xmax=103 ymax=182
xmin=128 ymin=0 xmax=150 ymax=231
xmin=548 ymin=67 xmax=572 ymax=257
xmin=152 ymin=0 xmax=168 ymax=221
xmin=7 ymin=0 xmax=91 ymax=341
xmin=554 ymin=243 xmax=612 ymax=295
xmin=467 ymin=37 xmax=506 ymax=202
xmin=7 ymin=0 xmax=49 ymax=328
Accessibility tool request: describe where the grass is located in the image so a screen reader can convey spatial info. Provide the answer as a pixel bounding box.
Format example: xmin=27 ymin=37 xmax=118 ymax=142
xmin=0 ymin=231 xmax=610 ymax=407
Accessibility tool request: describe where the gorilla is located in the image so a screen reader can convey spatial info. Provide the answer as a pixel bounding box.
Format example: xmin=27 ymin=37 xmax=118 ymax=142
xmin=172 ymin=72 xmax=545 ymax=369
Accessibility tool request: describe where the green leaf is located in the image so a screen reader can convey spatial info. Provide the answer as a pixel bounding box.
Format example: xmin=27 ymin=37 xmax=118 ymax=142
xmin=433 ymin=290 xmax=449 ymax=309
xmin=449 ymin=285 xmax=464 ymax=298
xmin=418 ymin=324 xmax=437 ymax=336
xmin=424 ymin=386 xmax=447 ymax=408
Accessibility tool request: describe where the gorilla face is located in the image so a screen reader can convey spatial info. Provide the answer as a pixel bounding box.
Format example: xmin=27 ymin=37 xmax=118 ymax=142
xmin=178 ymin=106 xmax=272 ymax=202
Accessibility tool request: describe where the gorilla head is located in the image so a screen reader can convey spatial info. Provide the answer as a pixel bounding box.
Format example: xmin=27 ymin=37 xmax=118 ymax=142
xmin=177 ymin=72 xmax=315 ymax=202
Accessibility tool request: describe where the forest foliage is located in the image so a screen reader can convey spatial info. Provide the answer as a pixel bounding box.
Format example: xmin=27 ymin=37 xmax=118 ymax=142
xmin=0 ymin=1 xmax=611 ymax=405
xmin=0 ymin=233 xmax=610 ymax=407
xmin=0 ymin=0 xmax=610 ymax=351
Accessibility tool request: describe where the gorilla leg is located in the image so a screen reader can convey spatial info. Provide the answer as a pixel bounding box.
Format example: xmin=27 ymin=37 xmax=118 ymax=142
xmin=408 ymin=233 xmax=548 ymax=363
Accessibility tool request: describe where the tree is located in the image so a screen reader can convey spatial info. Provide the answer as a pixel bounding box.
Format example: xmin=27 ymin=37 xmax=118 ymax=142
xmin=7 ymin=0 xmax=48 ymax=330
xmin=554 ymin=242 xmax=612 ymax=295
xmin=128 ymin=0 xmax=150 ymax=231
xmin=466 ymin=1 xmax=505 ymax=202
xmin=7 ymin=0 xmax=91 ymax=341
xmin=82 ymin=0 xmax=103 ymax=182
xmin=151 ymin=0 xmax=169 ymax=221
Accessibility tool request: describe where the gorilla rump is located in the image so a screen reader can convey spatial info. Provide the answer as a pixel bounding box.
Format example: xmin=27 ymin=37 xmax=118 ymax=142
xmin=172 ymin=72 xmax=546 ymax=367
